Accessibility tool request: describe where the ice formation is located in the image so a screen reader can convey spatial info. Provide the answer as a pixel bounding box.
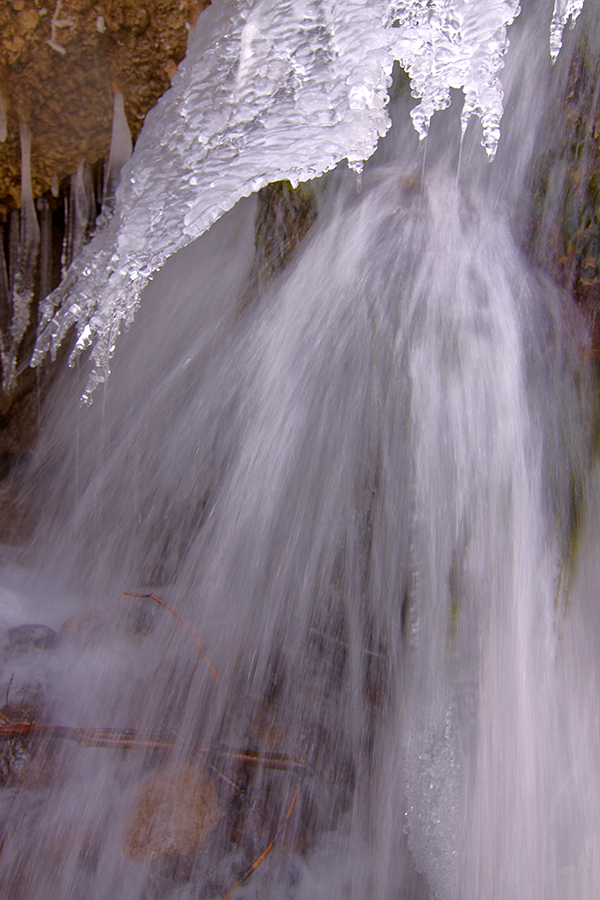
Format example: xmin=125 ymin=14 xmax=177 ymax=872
xmin=11 ymin=126 xmax=40 ymax=348
xmin=550 ymin=0 xmax=586 ymax=62
xmin=32 ymin=0 xmax=584 ymax=401
xmin=37 ymin=197 xmax=53 ymax=303
xmin=390 ymin=0 xmax=520 ymax=156
xmin=69 ymin=159 xmax=96 ymax=263
xmin=1 ymin=124 xmax=40 ymax=391
xmin=101 ymin=92 xmax=133 ymax=218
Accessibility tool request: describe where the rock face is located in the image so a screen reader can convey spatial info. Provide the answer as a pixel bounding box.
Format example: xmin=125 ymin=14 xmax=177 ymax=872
xmin=527 ymin=34 xmax=600 ymax=359
xmin=0 ymin=0 xmax=210 ymax=213
xmin=3 ymin=622 xmax=60 ymax=655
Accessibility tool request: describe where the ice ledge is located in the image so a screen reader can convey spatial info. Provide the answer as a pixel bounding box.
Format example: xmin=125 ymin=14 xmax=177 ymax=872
xmin=32 ymin=0 xmax=584 ymax=401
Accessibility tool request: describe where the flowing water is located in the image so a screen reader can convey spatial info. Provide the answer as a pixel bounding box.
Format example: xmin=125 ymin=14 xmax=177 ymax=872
xmin=1 ymin=2 xmax=600 ymax=899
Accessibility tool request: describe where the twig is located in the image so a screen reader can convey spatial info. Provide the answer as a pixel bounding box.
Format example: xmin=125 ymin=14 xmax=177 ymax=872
xmin=0 ymin=721 xmax=310 ymax=774
xmin=0 ymin=721 xmax=181 ymax=751
xmin=4 ymin=674 xmax=13 ymax=707
xmin=222 ymin=786 xmax=298 ymax=900
xmin=208 ymin=764 xmax=241 ymax=791
xmin=221 ymin=748 xmax=308 ymax=775
xmin=124 ymin=591 xmax=221 ymax=690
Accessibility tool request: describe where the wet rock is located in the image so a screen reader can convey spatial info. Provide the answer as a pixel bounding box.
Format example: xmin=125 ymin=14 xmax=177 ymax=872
xmin=59 ymin=610 xmax=112 ymax=649
xmin=229 ymin=775 xmax=300 ymax=854
xmin=0 ymin=698 xmax=54 ymax=788
xmin=3 ymin=623 xmax=60 ymax=655
xmin=60 ymin=605 xmax=158 ymax=649
xmin=527 ymin=32 xmax=600 ymax=357
xmin=0 ymin=742 xmax=55 ymax=788
xmin=124 ymin=600 xmax=156 ymax=638
xmin=300 ymin=723 xmax=356 ymax=825
xmin=261 ymin=647 xmax=287 ymax=705
xmin=238 ymin=180 xmax=319 ymax=313
xmin=0 ymin=478 xmax=37 ymax=542
xmin=124 ymin=762 xmax=223 ymax=861
xmin=39 ymin=820 xmax=102 ymax=868
xmin=306 ymin=596 xmax=349 ymax=694
xmin=0 ymin=334 xmax=73 ymax=480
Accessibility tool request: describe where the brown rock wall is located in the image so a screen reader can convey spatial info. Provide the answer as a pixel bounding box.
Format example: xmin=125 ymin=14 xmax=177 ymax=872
xmin=0 ymin=0 xmax=210 ymax=212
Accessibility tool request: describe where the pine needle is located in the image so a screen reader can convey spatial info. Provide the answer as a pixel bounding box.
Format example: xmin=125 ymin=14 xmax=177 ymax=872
xmin=124 ymin=591 xmax=221 ymax=690
xmin=222 ymin=786 xmax=298 ymax=900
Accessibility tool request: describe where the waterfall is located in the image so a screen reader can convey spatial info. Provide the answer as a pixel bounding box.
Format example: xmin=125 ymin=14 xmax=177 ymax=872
xmin=1 ymin=1 xmax=599 ymax=899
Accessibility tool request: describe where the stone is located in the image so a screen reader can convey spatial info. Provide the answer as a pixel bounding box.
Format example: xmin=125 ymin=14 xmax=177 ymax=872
xmin=18 ymin=8 xmax=39 ymax=32
xmin=3 ymin=623 xmax=60 ymax=655
xmin=123 ymin=762 xmax=223 ymax=862
xmin=59 ymin=610 xmax=111 ymax=648
xmin=0 ymin=697 xmax=55 ymax=788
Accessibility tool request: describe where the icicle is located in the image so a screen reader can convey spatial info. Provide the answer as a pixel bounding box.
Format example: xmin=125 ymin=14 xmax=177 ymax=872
xmin=37 ymin=197 xmax=52 ymax=302
xmin=101 ymin=91 xmax=132 ymax=220
xmin=51 ymin=174 xmax=59 ymax=198
xmin=61 ymin=193 xmax=69 ymax=280
xmin=550 ymin=0 xmax=585 ymax=62
xmin=390 ymin=0 xmax=521 ymax=160
xmin=71 ymin=158 xmax=95 ymax=261
xmin=2 ymin=123 xmax=40 ymax=390
xmin=0 ymin=223 xmax=8 ymax=321
xmin=14 ymin=123 xmax=41 ymax=347
xmin=1 ymin=216 xmax=18 ymax=386
xmin=0 ymin=222 xmax=10 ymax=380
xmin=8 ymin=209 xmax=18 ymax=291
xmin=0 ymin=93 xmax=7 ymax=143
